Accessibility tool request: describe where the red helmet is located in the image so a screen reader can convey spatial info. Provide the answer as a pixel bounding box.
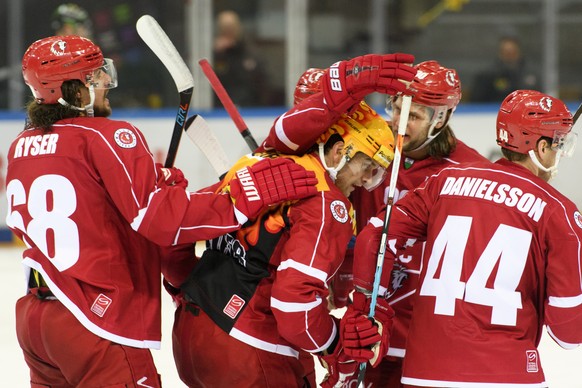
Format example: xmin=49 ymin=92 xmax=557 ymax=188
xmin=496 ymin=90 xmax=573 ymax=154
xmin=22 ymin=36 xmax=104 ymax=104
xmin=294 ymin=68 xmax=325 ymax=105
xmin=408 ymin=60 xmax=461 ymax=111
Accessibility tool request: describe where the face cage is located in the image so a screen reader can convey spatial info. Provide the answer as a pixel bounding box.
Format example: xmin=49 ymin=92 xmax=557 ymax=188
xmin=86 ymin=58 xmax=118 ymax=89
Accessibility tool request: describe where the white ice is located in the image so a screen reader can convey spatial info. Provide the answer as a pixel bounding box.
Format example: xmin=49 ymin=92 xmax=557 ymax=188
xmin=2 ymin=245 xmax=582 ymax=387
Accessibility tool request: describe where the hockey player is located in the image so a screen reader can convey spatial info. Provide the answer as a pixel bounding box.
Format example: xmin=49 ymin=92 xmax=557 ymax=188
xmin=172 ymin=103 xmax=396 ymax=387
xmin=347 ymin=61 xmax=489 ymax=386
xmin=352 ymin=89 xmax=582 ymax=387
xmin=262 ymin=58 xmax=489 ymax=385
xmin=8 ymin=35 xmax=318 ymax=388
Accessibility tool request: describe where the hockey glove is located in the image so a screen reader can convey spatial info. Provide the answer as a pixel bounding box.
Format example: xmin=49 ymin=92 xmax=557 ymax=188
xmin=322 ymin=53 xmax=417 ymax=114
xmin=229 ymin=158 xmax=318 ymax=223
xmin=156 ymin=163 xmax=188 ymax=188
xmin=342 ymin=291 xmax=394 ymax=367
xmin=318 ymin=320 xmax=359 ymax=388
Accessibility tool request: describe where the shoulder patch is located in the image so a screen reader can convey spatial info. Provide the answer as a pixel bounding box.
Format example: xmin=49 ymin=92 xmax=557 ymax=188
xmin=574 ymin=211 xmax=582 ymax=229
xmin=330 ymin=200 xmax=349 ymax=223
xmin=114 ymin=128 xmax=137 ymax=149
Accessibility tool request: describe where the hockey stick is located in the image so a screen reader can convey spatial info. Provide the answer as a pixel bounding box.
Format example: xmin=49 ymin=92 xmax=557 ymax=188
xmin=357 ymin=95 xmax=412 ymax=386
xmin=198 ymin=58 xmax=259 ymax=151
xmin=572 ymin=101 xmax=582 ymax=126
xmin=183 ymin=115 xmax=231 ymax=175
xmin=136 ymin=15 xmax=194 ymax=168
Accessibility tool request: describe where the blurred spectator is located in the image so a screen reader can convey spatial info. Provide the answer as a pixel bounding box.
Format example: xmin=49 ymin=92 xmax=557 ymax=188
xmin=51 ymin=3 xmax=93 ymax=39
xmin=472 ymin=36 xmax=539 ymax=102
xmin=212 ymin=10 xmax=273 ymax=106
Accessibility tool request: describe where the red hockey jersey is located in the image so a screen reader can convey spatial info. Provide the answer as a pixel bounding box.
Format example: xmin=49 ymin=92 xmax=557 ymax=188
xmin=351 ymin=140 xmax=487 ymax=356
xmin=359 ymin=159 xmax=582 ymax=386
xmin=5 ymin=117 xmax=243 ymax=349
xmin=182 ymin=153 xmax=355 ymax=358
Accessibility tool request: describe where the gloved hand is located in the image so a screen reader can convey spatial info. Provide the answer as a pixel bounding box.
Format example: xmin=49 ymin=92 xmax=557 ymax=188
xmin=156 ymin=163 xmax=188 ymax=188
xmin=342 ymin=291 xmax=394 ymax=367
xmin=322 ymin=53 xmax=417 ymax=114
xmin=229 ymin=158 xmax=318 ymax=223
xmin=318 ymin=325 xmax=359 ymax=388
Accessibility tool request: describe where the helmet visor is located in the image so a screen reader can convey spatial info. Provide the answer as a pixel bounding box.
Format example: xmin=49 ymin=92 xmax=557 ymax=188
xmin=363 ymin=163 xmax=388 ymax=191
xmin=87 ymin=58 xmax=118 ymax=89
xmin=346 ymin=153 xmax=388 ymax=191
xmin=553 ymin=130 xmax=577 ymax=157
xmin=385 ymin=96 xmax=437 ymax=127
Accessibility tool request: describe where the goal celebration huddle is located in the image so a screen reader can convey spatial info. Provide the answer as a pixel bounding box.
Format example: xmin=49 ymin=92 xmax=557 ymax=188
xmin=5 ymin=12 xmax=582 ymax=388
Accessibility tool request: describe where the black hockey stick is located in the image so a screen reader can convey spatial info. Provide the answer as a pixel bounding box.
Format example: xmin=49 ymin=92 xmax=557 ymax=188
xmin=136 ymin=15 xmax=194 ymax=168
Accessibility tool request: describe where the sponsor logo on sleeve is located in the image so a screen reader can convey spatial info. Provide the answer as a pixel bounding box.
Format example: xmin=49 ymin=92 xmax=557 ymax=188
xmin=526 ymin=350 xmax=539 ymax=373
xmin=114 ymin=128 xmax=137 ymax=149
xmin=574 ymin=211 xmax=582 ymax=229
xmin=90 ymin=293 xmax=112 ymax=317
xmin=223 ymin=294 xmax=246 ymax=319
xmin=330 ymin=200 xmax=349 ymax=223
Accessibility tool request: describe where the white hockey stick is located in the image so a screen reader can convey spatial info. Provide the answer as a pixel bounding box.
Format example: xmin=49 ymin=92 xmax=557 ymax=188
xmin=136 ymin=15 xmax=194 ymax=167
xmin=357 ymin=95 xmax=412 ymax=386
xmin=183 ymin=115 xmax=231 ymax=176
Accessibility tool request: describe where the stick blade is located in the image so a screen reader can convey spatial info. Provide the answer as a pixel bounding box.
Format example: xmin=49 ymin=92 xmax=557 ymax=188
xmin=136 ymin=15 xmax=194 ymax=92
xmin=184 ymin=115 xmax=231 ymax=175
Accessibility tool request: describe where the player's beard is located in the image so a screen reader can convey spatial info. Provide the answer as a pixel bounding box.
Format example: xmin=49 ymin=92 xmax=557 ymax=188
xmin=93 ymin=93 xmax=112 ymax=117
xmin=93 ymin=104 xmax=112 ymax=117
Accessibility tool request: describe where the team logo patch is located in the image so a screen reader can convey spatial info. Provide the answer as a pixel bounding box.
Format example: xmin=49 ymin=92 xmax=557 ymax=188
xmin=574 ymin=211 xmax=582 ymax=229
xmin=114 ymin=128 xmax=137 ymax=148
xmin=539 ymin=97 xmax=553 ymax=112
xmin=330 ymin=200 xmax=349 ymax=223
xmin=90 ymin=293 xmax=112 ymax=317
xmin=526 ymin=350 xmax=539 ymax=373
xmin=445 ymin=70 xmax=456 ymax=87
xmin=50 ymin=40 xmax=67 ymax=56
xmin=223 ymin=294 xmax=245 ymax=319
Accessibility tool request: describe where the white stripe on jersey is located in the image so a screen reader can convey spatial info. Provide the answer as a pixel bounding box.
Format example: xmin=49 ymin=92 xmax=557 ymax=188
xmin=270 ymin=294 xmax=323 ymax=313
xmin=230 ymin=327 xmax=299 ymax=358
xmin=548 ymin=293 xmax=582 ymax=308
xmin=546 ymin=326 xmax=580 ymax=350
xmin=277 ymin=258 xmax=328 ymax=283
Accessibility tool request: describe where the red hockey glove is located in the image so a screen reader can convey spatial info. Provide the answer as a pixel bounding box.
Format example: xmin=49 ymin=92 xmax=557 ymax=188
xmin=229 ymin=158 xmax=318 ymax=222
xmin=318 ymin=323 xmax=359 ymax=388
xmin=322 ymin=53 xmax=417 ymax=114
xmin=341 ymin=291 xmax=394 ymax=367
xmin=156 ymin=163 xmax=188 ymax=188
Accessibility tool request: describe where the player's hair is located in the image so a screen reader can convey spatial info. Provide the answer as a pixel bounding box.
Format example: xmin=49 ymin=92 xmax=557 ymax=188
xmin=426 ymin=123 xmax=457 ymax=159
xmin=26 ymin=80 xmax=85 ymax=132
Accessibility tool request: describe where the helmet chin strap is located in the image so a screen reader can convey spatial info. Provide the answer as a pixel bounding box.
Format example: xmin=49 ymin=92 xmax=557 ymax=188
xmin=318 ymin=143 xmax=347 ymax=182
xmin=57 ymin=85 xmax=96 ymax=117
xmin=528 ymin=149 xmax=560 ymax=180
xmin=406 ymin=119 xmax=441 ymax=153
